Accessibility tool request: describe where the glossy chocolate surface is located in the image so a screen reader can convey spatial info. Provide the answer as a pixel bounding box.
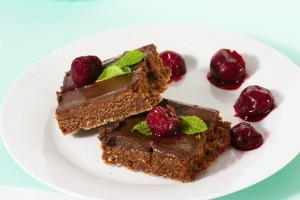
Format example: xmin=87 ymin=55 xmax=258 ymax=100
xmin=99 ymin=99 xmax=219 ymax=159
xmin=56 ymin=73 xmax=136 ymax=114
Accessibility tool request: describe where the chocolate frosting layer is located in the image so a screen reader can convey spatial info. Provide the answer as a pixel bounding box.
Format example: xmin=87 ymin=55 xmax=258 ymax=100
xmin=56 ymin=73 xmax=136 ymax=114
xmin=99 ymin=99 xmax=219 ymax=159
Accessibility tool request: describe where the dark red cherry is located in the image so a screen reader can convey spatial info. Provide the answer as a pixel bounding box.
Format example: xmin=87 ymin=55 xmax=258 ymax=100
xmin=234 ymin=85 xmax=274 ymax=122
xmin=159 ymin=51 xmax=186 ymax=82
xmin=208 ymin=49 xmax=245 ymax=89
xmin=146 ymin=106 xmax=180 ymax=137
xmin=71 ymin=56 xmax=103 ymax=88
xmin=230 ymin=122 xmax=263 ymax=150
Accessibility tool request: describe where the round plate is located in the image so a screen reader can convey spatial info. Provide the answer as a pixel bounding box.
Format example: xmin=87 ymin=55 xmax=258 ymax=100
xmin=1 ymin=25 xmax=300 ymax=200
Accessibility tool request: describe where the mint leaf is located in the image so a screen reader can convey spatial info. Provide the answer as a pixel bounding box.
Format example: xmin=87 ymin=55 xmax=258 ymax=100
xmin=97 ymin=50 xmax=144 ymax=81
xmin=131 ymin=120 xmax=152 ymax=136
xmin=114 ymin=50 xmax=144 ymax=68
xmin=179 ymin=116 xmax=208 ymax=135
xmin=98 ymin=65 xmax=131 ymax=81
xmin=122 ymin=66 xmax=131 ymax=74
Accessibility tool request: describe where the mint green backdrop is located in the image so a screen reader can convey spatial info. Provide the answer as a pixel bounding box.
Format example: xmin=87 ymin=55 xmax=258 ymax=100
xmin=0 ymin=0 xmax=299 ymax=199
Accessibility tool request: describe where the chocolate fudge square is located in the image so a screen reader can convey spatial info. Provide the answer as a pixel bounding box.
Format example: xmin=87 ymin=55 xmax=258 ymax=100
xmin=56 ymin=44 xmax=171 ymax=135
xmin=99 ymin=99 xmax=231 ymax=182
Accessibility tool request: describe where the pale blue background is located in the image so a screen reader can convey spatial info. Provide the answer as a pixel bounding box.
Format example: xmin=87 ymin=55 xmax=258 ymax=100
xmin=0 ymin=0 xmax=299 ymax=199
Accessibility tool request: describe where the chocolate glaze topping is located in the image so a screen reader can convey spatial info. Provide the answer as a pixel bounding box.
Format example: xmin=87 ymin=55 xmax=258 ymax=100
xmin=55 ymin=47 xmax=154 ymax=115
xmin=56 ymin=73 xmax=136 ymax=114
xmin=99 ymin=99 xmax=219 ymax=159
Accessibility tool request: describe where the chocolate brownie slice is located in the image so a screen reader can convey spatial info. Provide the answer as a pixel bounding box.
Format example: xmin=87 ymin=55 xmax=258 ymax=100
xmin=99 ymin=99 xmax=231 ymax=182
xmin=56 ymin=44 xmax=171 ymax=135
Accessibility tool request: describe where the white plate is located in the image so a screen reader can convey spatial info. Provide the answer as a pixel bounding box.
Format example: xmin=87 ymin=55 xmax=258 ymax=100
xmin=1 ymin=25 xmax=300 ymax=200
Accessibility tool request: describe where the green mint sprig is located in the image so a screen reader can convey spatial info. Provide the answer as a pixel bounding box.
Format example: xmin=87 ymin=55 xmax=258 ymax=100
xmin=179 ymin=116 xmax=208 ymax=134
xmin=98 ymin=50 xmax=144 ymax=81
xmin=114 ymin=50 xmax=144 ymax=68
xmin=131 ymin=121 xmax=152 ymax=136
xmin=131 ymin=115 xmax=207 ymax=136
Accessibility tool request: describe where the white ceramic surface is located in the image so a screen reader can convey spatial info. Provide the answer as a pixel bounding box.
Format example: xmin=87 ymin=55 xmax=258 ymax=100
xmin=1 ymin=25 xmax=300 ymax=200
